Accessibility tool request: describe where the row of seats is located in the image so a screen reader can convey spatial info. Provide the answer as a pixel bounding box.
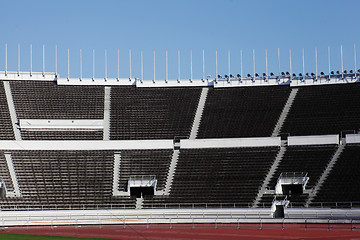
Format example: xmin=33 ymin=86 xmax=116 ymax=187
xmin=21 ymin=130 xmax=103 ymax=140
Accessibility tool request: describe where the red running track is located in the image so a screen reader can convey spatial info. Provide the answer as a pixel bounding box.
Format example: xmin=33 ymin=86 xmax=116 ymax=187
xmin=1 ymin=224 xmax=360 ymax=240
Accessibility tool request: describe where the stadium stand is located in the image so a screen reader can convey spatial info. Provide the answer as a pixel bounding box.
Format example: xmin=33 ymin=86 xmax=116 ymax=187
xmin=10 ymin=81 xmax=104 ymax=140
xmin=10 ymin=81 xmax=104 ymax=119
xmin=110 ymin=86 xmax=201 ymax=140
xmin=143 ymin=147 xmax=279 ymax=208
xmin=117 ymin=149 xmax=173 ymax=192
xmin=197 ymin=86 xmax=290 ymax=138
xmin=259 ymin=145 xmax=337 ymax=207
xmin=312 ymin=144 xmax=360 ymax=206
xmin=0 ymin=150 xmax=135 ymax=209
xmin=0 ymin=81 xmax=15 ymax=140
xmin=0 ymin=75 xmax=359 ymax=213
xmin=281 ymin=83 xmax=360 ymax=136
xmin=0 ymin=153 xmax=13 ymax=192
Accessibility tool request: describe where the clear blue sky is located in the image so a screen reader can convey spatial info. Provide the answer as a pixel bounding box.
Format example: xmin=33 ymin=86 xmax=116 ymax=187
xmin=0 ymin=0 xmax=359 ymax=80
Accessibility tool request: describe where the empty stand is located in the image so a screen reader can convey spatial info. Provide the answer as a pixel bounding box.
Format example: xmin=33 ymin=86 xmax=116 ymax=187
xmin=0 ymin=150 xmax=135 ymax=209
xmin=281 ymin=83 xmax=360 ymax=136
xmin=10 ymin=81 xmax=104 ymax=119
xmin=312 ymin=144 xmax=360 ymax=205
xmin=110 ymin=86 xmax=201 ymax=140
xmin=9 ymin=81 xmax=104 ymax=140
xmin=0 ymin=152 xmax=13 ymax=192
xmin=197 ymin=86 xmax=290 ymax=138
xmin=259 ymin=145 xmax=337 ymax=207
xmin=118 ymin=149 xmax=173 ymax=191
xmin=143 ymin=147 xmax=279 ymax=208
xmin=0 ymin=81 xmax=15 ymax=140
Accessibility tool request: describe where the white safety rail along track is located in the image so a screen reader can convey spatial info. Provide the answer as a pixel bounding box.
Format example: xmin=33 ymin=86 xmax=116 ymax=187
xmin=0 ymin=208 xmax=359 ymax=226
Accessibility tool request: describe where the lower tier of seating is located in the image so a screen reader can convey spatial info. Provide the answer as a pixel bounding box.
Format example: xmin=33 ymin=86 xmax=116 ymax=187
xmin=143 ymin=147 xmax=279 ymax=208
xmin=312 ymin=144 xmax=360 ymax=204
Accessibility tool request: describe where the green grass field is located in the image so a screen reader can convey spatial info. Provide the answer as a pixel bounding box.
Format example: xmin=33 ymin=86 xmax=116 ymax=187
xmin=0 ymin=234 xmax=122 ymax=240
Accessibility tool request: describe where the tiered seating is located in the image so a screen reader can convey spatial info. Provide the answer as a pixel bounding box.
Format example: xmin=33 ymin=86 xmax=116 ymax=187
xmin=144 ymin=147 xmax=279 ymax=208
xmin=0 ymin=152 xmax=13 ymax=192
xmin=281 ymin=83 xmax=360 ymax=136
xmin=0 ymin=81 xmax=15 ymax=140
xmin=118 ymin=149 xmax=173 ymax=191
xmin=197 ymin=86 xmax=290 ymax=138
xmin=0 ymin=150 xmax=135 ymax=209
xmin=110 ymin=86 xmax=201 ymax=140
xmin=259 ymin=145 xmax=337 ymax=207
xmin=10 ymin=81 xmax=104 ymax=140
xmin=312 ymin=144 xmax=360 ymax=205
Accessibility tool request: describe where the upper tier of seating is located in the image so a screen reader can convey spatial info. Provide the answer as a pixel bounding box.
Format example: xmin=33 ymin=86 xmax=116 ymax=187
xmin=0 ymin=81 xmax=15 ymax=140
xmin=110 ymin=86 xmax=201 ymax=140
xmin=197 ymin=86 xmax=290 ymax=138
xmin=312 ymin=144 xmax=360 ymax=205
xmin=10 ymin=81 xmax=104 ymax=120
xmin=281 ymin=83 xmax=360 ymax=136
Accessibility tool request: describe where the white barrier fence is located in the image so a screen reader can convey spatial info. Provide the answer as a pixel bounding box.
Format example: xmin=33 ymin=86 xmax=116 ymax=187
xmin=0 ymin=208 xmax=360 ymax=227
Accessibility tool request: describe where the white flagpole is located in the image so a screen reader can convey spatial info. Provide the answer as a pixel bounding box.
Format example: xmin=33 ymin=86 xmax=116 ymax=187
xmin=166 ymin=50 xmax=168 ymax=81
xmin=178 ymin=49 xmax=180 ymax=81
xmin=289 ymin=48 xmax=292 ymax=80
xmin=141 ymin=50 xmax=143 ymax=81
xmin=341 ymin=44 xmax=344 ymax=78
xmin=30 ymin=44 xmax=32 ymax=76
xmin=129 ymin=49 xmax=132 ymax=80
xmin=80 ymin=49 xmax=82 ymax=80
xmin=202 ymin=49 xmax=205 ymax=80
xmin=355 ymin=44 xmax=357 ymax=78
xmin=328 ymin=46 xmax=331 ymax=77
xmin=55 ymin=45 xmax=57 ymax=76
xmin=315 ymin=47 xmax=318 ymax=79
xmin=93 ymin=49 xmax=95 ymax=80
xmin=253 ymin=49 xmax=255 ymax=80
xmin=278 ymin=48 xmax=280 ymax=77
xmin=42 ymin=44 xmax=45 ymax=76
xmin=18 ymin=44 xmax=20 ymax=75
xmin=5 ymin=43 xmax=7 ymax=76
xmin=67 ymin=48 xmax=70 ymax=80
xmin=190 ymin=49 xmax=193 ymax=81
xmin=153 ymin=50 xmax=156 ymax=81
xmin=265 ymin=49 xmax=268 ymax=80
xmin=228 ymin=50 xmax=231 ymax=79
xmin=240 ymin=49 xmax=243 ymax=82
xmin=117 ymin=49 xmax=119 ymax=80
xmin=105 ymin=49 xmax=107 ymax=80
xmin=215 ymin=50 xmax=218 ymax=80
xmin=302 ymin=48 xmax=305 ymax=79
